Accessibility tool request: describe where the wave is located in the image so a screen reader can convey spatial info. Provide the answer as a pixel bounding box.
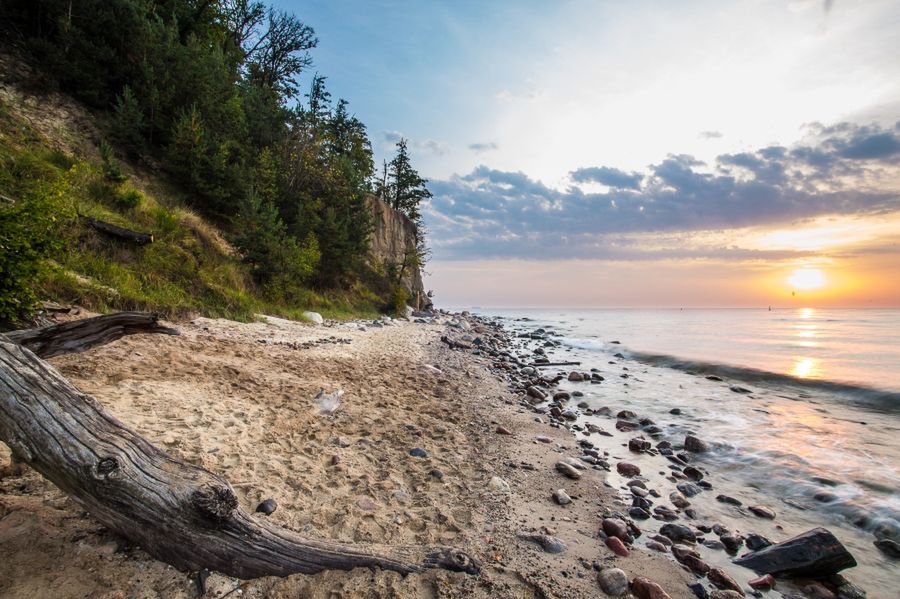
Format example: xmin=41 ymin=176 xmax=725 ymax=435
xmin=560 ymin=337 xmax=900 ymax=413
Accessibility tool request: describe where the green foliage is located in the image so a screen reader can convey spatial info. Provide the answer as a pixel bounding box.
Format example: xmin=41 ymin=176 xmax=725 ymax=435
xmin=115 ymin=186 xmax=143 ymax=210
xmin=99 ymin=141 xmax=127 ymax=182
xmin=0 ymin=177 xmax=74 ymax=322
xmin=110 ymin=85 xmax=146 ymax=155
xmin=387 ymin=283 xmax=408 ymax=316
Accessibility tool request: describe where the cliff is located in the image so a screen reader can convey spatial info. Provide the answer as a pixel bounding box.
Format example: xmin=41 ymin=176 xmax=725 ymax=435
xmin=367 ymin=196 xmax=426 ymax=306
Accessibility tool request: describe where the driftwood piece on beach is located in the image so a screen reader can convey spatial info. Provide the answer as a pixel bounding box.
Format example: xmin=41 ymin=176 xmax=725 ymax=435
xmin=83 ymin=216 xmax=154 ymax=244
xmin=6 ymin=312 xmax=179 ymax=359
xmin=0 ymin=337 xmax=480 ymax=579
xmin=529 ymin=361 xmax=582 ymax=367
xmin=733 ymin=527 xmax=856 ymax=577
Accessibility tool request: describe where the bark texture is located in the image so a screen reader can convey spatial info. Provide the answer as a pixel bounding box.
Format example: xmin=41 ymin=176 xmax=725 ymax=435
xmin=6 ymin=312 xmax=179 ymax=358
xmin=0 ymin=337 xmax=479 ymax=579
xmin=83 ymin=216 xmax=154 ymax=244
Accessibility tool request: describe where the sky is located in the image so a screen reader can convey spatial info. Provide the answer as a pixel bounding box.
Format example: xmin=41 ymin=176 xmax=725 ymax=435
xmin=276 ymin=0 xmax=900 ymax=308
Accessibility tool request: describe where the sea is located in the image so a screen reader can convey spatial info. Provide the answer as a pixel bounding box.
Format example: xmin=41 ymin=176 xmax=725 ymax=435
xmin=470 ymin=307 xmax=900 ymax=597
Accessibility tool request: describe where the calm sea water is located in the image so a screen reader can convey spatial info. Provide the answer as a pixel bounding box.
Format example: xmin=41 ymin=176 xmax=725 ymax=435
xmin=471 ymin=308 xmax=900 ymax=596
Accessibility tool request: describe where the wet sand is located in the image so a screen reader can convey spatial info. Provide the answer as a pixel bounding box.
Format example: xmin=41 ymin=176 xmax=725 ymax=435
xmin=0 ymin=312 xmax=692 ymax=599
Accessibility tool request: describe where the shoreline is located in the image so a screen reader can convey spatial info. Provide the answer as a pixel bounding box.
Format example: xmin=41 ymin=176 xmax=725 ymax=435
xmin=0 ymin=309 xmax=878 ymax=598
xmin=0 ymin=310 xmax=692 ymax=598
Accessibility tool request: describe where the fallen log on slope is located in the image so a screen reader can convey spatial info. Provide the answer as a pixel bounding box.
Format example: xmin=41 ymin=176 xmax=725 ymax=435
xmin=83 ymin=216 xmax=154 ymax=244
xmin=0 ymin=337 xmax=479 ymax=578
xmin=6 ymin=311 xmax=179 ymax=358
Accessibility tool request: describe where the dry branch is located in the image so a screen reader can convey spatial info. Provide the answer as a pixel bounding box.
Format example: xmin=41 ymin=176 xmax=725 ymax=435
xmin=6 ymin=311 xmax=179 ymax=358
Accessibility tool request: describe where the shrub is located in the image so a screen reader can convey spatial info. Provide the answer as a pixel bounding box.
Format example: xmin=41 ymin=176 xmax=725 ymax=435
xmin=115 ymin=186 xmax=143 ymax=209
xmin=387 ymin=283 xmax=408 ymax=316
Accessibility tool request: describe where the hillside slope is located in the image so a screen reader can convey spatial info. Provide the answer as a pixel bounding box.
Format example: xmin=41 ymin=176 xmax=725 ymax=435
xmin=0 ymin=52 xmax=420 ymax=323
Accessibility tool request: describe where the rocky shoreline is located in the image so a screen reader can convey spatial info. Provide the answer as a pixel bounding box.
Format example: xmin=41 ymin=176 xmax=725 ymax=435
xmin=436 ymin=310 xmax=876 ymax=599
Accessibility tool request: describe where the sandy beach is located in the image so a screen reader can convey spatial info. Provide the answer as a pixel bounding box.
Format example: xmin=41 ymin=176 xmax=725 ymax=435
xmin=0 ymin=312 xmax=693 ymax=599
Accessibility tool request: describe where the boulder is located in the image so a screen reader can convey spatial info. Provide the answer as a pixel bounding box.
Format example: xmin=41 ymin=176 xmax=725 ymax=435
xmin=660 ymin=523 xmax=696 ymax=544
xmin=302 ymin=311 xmax=324 ymax=324
xmin=733 ymin=527 xmax=857 ymax=578
xmin=684 ymin=435 xmax=709 ymax=453
xmin=597 ymin=567 xmax=630 ymax=596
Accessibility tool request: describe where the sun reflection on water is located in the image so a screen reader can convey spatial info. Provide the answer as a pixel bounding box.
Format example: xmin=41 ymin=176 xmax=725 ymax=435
xmin=789 ymin=357 xmax=820 ymax=378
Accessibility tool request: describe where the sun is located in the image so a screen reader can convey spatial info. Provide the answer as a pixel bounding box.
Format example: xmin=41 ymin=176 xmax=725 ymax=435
xmin=788 ymin=268 xmax=826 ymax=290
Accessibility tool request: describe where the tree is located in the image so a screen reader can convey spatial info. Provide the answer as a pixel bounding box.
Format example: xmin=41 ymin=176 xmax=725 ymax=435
xmin=386 ymin=139 xmax=432 ymax=223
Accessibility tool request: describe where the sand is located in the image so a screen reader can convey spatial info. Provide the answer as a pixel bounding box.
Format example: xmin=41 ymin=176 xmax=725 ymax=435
xmin=0 ymin=313 xmax=692 ymax=598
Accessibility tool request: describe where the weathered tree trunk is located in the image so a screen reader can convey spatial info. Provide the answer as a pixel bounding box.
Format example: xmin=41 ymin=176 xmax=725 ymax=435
xmin=6 ymin=312 xmax=178 ymax=358
xmin=83 ymin=216 xmax=154 ymax=244
xmin=0 ymin=338 xmax=479 ymax=578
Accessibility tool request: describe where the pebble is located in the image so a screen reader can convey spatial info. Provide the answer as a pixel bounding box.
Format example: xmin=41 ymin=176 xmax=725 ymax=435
xmin=683 ymin=466 xmax=704 ymax=481
xmin=629 ymin=437 xmax=651 ymax=452
xmin=604 ymin=536 xmax=630 ymax=557
xmin=409 ymin=447 xmax=428 ymax=458
xmin=660 ymin=523 xmax=696 ymax=543
xmin=556 ymin=461 xmax=582 ymax=479
xmin=716 ymin=494 xmax=742 ymax=506
xmin=631 ymin=577 xmax=673 ymax=599
xmin=677 ymin=482 xmax=703 ymax=497
xmin=646 ymin=540 xmax=668 ymax=552
xmin=602 ymin=518 xmax=629 ymax=541
xmin=670 ymin=491 xmax=691 ymax=508
xmin=748 ymin=574 xmax=775 ymax=591
xmin=616 ymin=462 xmax=641 ymax=476
xmin=745 ymin=533 xmax=771 ymax=551
xmin=495 ymin=425 xmax=512 ymax=435
xmin=535 ymin=435 xmax=552 ymax=443
xmin=597 ymin=567 xmax=630 ymax=596
xmin=684 ymin=435 xmax=709 ymax=453
xmin=708 ymin=567 xmax=744 ymax=595
xmin=520 ymin=533 xmax=567 ymax=553
xmin=553 ymin=489 xmax=572 ymax=505
xmin=255 ymin=498 xmax=277 ymax=515
xmin=356 ymin=497 xmax=379 ymax=510
xmin=749 ymin=505 xmax=776 ymax=519
xmin=488 ymin=476 xmax=511 ymax=494
xmin=429 ymin=468 xmax=444 ymax=480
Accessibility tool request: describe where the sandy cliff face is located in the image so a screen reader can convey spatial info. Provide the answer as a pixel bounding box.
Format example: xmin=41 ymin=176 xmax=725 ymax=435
xmin=368 ymin=196 xmax=426 ymax=304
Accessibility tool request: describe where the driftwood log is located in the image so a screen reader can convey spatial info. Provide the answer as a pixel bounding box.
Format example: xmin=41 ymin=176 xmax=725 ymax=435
xmin=6 ymin=312 xmax=179 ymax=359
xmin=0 ymin=319 xmax=479 ymax=578
xmin=83 ymin=216 xmax=154 ymax=244
xmin=733 ymin=527 xmax=856 ymax=577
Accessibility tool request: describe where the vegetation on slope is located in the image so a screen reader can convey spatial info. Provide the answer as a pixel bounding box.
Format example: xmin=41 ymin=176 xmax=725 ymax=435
xmin=0 ymin=0 xmax=432 ymax=324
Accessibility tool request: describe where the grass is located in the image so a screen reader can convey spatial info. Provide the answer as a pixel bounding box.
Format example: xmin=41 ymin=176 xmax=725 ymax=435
xmin=0 ymin=96 xmax=386 ymax=323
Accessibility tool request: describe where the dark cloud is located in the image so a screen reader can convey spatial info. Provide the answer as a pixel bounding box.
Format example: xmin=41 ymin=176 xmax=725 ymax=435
xmin=468 ymin=141 xmax=499 ymax=153
xmin=424 ymin=122 xmax=900 ymax=261
xmin=570 ymin=166 xmax=643 ymax=190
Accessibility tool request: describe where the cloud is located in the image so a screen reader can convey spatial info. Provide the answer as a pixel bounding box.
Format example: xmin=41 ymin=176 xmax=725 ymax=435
xmin=699 ymin=130 xmax=723 ymax=139
xmin=468 ymin=141 xmax=499 ymax=153
xmin=424 ymin=121 xmax=900 ymax=261
xmin=570 ymin=166 xmax=643 ymax=190
xmin=382 ymin=131 xmax=449 ymax=155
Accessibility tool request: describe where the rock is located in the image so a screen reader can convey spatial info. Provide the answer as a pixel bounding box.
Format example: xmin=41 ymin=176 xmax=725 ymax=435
xmin=597 ymin=567 xmax=630 ymax=596
xmin=670 ymin=491 xmax=691 ymax=508
xmin=602 ymin=518 xmax=630 ymax=541
xmin=496 ymin=425 xmax=513 ymax=435
xmin=749 ymin=505 xmax=776 ymax=519
xmin=553 ymin=489 xmax=572 ymax=505
xmin=527 ymin=386 xmax=547 ymax=400
xmin=684 ymin=435 xmax=709 ymax=453
xmin=683 ymin=466 xmax=704 ymax=481
xmin=409 ymin=447 xmax=428 ymax=458
xmin=646 ymin=540 xmax=668 ymax=552
xmin=670 ymin=408 xmax=682 ymax=415
xmin=660 ymin=523 xmax=696 ymax=544
xmin=708 ymin=567 xmax=744 ymax=595
xmin=803 ymin=582 xmax=838 ymax=599
xmin=733 ymin=527 xmax=857 ymax=578
xmin=678 ymin=482 xmax=703 ymax=497
xmin=629 ymin=507 xmax=651 ymax=519
xmin=616 ymin=462 xmax=641 ymax=476
xmin=672 ymin=545 xmax=710 ymax=574
xmin=356 ymin=497 xmax=379 ymax=510
xmin=553 ymin=391 xmax=572 ymax=401
xmin=730 ymin=385 xmax=752 ymax=394
xmin=631 ymin=577 xmax=673 ymax=599
xmin=703 ymin=539 xmax=726 ymax=551
xmin=520 ymin=533 xmax=566 ymax=554
xmin=709 ymin=592 xmax=743 ymax=599
xmin=748 ymin=574 xmax=775 ymax=591
xmin=429 ymin=468 xmax=444 ymax=480
xmin=535 ymin=435 xmax=552 ymax=443
xmin=629 ymin=438 xmax=652 ymax=452
xmin=650 ymin=534 xmax=673 ymax=546
xmin=255 ymin=498 xmax=277 ymax=515
xmin=745 ymin=533 xmax=772 ymax=551
xmin=721 ymin=534 xmax=743 ymax=554
xmin=689 ymin=582 xmax=709 ymax=599
xmin=835 ymin=581 xmax=867 ymax=599
xmin=488 ymin=476 xmax=510 ymax=493
xmin=873 ymin=538 xmax=900 ymax=558
xmin=302 ymin=311 xmax=324 ymax=324
xmin=716 ymin=494 xmax=742 ymax=506
xmin=556 ymin=461 xmax=582 ymax=479
xmin=605 ymin=536 xmax=630 ymax=557
xmin=568 ymin=371 xmax=585 ymax=381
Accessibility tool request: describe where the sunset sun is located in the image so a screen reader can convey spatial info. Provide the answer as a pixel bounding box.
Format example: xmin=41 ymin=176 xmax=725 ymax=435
xmin=789 ymin=268 xmax=826 ymax=291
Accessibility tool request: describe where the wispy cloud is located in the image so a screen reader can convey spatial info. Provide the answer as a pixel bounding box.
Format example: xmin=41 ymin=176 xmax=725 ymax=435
xmin=699 ymin=130 xmax=723 ymax=139
xmin=383 ymin=131 xmax=449 ymax=155
xmin=425 ymin=121 xmax=900 ymax=261
xmin=468 ymin=141 xmax=499 ymax=153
